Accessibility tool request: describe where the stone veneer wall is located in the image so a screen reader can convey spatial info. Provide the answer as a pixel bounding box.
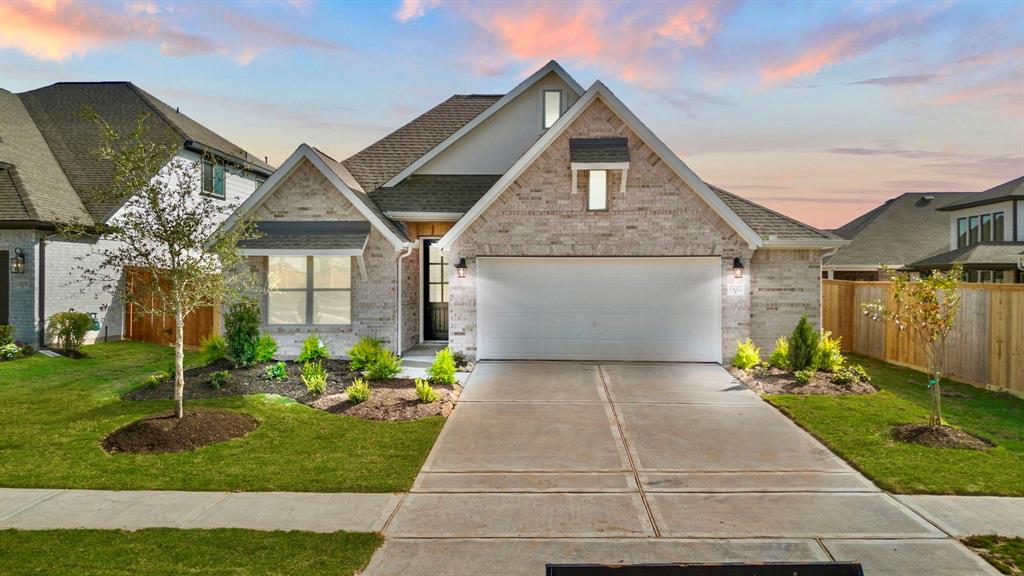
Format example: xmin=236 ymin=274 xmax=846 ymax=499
xmin=750 ymin=249 xmax=824 ymax=353
xmin=445 ymin=98 xmax=753 ymax=361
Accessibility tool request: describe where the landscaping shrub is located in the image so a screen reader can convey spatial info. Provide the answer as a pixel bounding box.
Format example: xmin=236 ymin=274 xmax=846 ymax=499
xmin=0 ymin=324 xmax=14 ymax=346
xmin=47 ymin=311 xmax=92 ymax=354
xmin=731 ymin=338 xmax=761 ymax=370
xmin=0 ymin=343 xmax=22 ymax=361
xmin=224 ymin=299 xmax=261 ymax=367
xmin=296 ymin=334 xmax=330 ymax=363
xmin=787 ymin=316 xmax=819 ymax=372
xmin=200 ymin=335 xmax=227 ymax=361
xmin=264 ymin=361 xmax=287 ymax=381
xmin=816 ymin=331 xmax=845 ymax=373
xmin=348 ymin=337 xmax=382 ymax=371
xmin=415 ymin=377 xmax=440 ymax=403
xmin=144 ymin=371 xmax=170 ymax=388
xmin=427 ymin=347 xmax=457 ymax=385
xmin=301 ymin=361 xmax=328 ymax=395
xmin=346 ymin=378 xmax=371 ymax=404
xmin=794 ymin=368 xmax=814 ymax=385
xmin=768 ymin=336 xmax=790 ymax=370
xmin=209 ymin=370 xmax=230 ymax=389
xmin=831 ymin=364 xmax=871 ymax=386
xmin=365 ymin=349 xmax=402 ymax=380
xmin=254 ymin=334 xmax=278 ymax=363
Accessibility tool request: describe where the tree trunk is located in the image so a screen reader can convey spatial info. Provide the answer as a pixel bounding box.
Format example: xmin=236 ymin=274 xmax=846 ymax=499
xmin=174 ymin=307 xmax=185 ymax=419
xmin=929 ymin=339 xmax=942 ymax=428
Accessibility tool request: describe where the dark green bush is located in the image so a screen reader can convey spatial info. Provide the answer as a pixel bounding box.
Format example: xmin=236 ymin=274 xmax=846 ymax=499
xmin=224 ymin=298 xmax=260 ymax=367
xmin=264 ymin=361 xmax=287 ymax=381
xmin=0 ymin=325 xmax=14 ymax=346
xmin=209 ymin=370 xmax=230 ymax=389
xmin=787 ymin=316 xmax=819 ymax=372
xmin=794 ymin=368 xmax=815 ymax=384
xmin=254 ymin=334 xmax=278 ymax=363
xmin=47 ymin=311 xmax=93 ymax=354
xmin=200 ymin=335 xmax=227 ymax=361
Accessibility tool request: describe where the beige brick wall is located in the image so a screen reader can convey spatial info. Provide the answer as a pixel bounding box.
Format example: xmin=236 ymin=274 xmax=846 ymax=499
xmin=750 ymin=249 xmax=824 ymax=353
xmin=446 ymin=98 xmax=755 ymax=361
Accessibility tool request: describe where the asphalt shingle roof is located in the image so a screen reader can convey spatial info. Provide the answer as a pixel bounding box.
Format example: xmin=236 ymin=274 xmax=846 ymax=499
xmin=707 ymin=184 xmax=839 ymax=241
xmin=0 ymin=89 xmax=91 ymax=224
xmin=910 ymin=242 xmax=1024 ymax=269
xmin=0 ymin=165 xmax=31 ymax=221
xmin=342 ymin=94 xmax=502 ymax=192
xmin=240 ymin=221 xmax=370 ymax=251
xmin=569 ymin=137 xmax=629 ymax=163
xmin=16 ymin=82 xmax=271 ymax=223
xmin=310 ymin=147 xmax=409 ymax=242
xmin=370 ymin=174 xmax=500 ymax=213
xmin=824 ymin=193 xmax=974 ymax=267
xmin=939 ymin=176 xmax=1024 ymax=211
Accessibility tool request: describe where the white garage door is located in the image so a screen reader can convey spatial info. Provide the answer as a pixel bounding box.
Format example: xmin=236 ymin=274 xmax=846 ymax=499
xmin=476 ymin=257 xmax=721 ymax=362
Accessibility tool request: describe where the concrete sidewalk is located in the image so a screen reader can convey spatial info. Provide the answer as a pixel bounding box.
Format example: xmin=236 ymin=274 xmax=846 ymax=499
xmin=0 ymin=488 xmax=401 ymax=533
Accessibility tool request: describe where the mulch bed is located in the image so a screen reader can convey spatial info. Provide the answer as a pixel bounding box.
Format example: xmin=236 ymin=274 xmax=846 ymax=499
xmin=102 ymin=408 xmax=259 ymax=454
xmin=124 ymin=358 xmax=459 ymax=421
xmin=731 ymin=366 xmax=877 ymax=395
xmin=892 ymin=423 xmax=993 ymax=450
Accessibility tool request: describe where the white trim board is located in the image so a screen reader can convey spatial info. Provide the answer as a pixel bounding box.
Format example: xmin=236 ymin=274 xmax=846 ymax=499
xmin=381 ymin=61 xmax=585 ymax=189
xmin=437 ymin=81 xmax=764 ymax=251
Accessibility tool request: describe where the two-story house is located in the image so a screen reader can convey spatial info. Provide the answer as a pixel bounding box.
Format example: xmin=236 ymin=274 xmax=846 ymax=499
xmin=0 ymin=82 xmax=273 ymax=347
xmin=909 ymin=176 xmax=1024 ymax=283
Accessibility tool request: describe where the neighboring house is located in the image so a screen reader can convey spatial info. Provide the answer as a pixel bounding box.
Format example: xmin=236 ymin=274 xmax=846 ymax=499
xmin=823 ymin=192 xmax=974 ymax=280
xmin=0 ymin=82 xmax=272 ymax=347
xmin=910 ymin=176 xmax=1024 ymax=283
xmin=224 ymin=61 xmax=843 ymax=363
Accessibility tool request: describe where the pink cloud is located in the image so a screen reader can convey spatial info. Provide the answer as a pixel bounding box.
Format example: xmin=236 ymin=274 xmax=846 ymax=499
xmin=395 ymin=0 xmax=441 ymax=22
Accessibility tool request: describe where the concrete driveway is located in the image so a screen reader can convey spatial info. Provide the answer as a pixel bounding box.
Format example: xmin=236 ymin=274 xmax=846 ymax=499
xmin=366 ymin=362 xmax=998 ymax=575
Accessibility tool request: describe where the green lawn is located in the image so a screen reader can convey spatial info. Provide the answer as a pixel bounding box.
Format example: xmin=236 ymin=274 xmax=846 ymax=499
xmin=964 ymin=535 xmax=1024 ymax=575
xmin=0 ymin=529 xmax=381 ymax=576
xmin=766 ymin=355 xmax=1024 ymax=496
xmin=0 ymin=342 xmax=443 ymax=492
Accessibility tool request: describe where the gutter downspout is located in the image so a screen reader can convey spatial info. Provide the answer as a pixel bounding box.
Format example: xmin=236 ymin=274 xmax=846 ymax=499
xmin=395 ymin=244 xmax=415 ymax=355
xmin=822 ymin=246 xmax=840 ymax=280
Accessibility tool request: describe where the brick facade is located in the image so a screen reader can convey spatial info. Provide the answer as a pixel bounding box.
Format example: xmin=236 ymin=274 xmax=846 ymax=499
xmin=750 ymin=249 xmax=824 ymax=353
xmin=0 ymin=229 xmax=40 ymax=344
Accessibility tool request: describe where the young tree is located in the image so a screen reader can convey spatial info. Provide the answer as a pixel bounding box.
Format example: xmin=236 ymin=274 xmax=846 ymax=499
xmin=62 ymin=110 xmax=257 ymax=418
xmin=862 ymin=265 xmax=964 ymax=427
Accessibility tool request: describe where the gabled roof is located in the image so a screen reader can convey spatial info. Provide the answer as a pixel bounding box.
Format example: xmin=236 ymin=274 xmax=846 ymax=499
xmin=938 ymin=176 xmax=1024 ymax=211
xmin=223 ymin=144 xmax=409 ymax=248
xmin=342 ymin=95 xmax=502 ymax=192
xmin=439 ymin=81 xmax=794 ymax=250
xmin=910 ymin=242 xmax=1024 ymax=270
xmin=12 ymin=82 xmax=271 ymax=224
xmin=379 ymin=61 xmax=585 ymax=188
xmin=371 ymin=174 xmax=500 ymax=214
xmin=708 ymin=184 xmax=841 ymax=244
xmin=824 ymin=192 xmax=973 ymax=268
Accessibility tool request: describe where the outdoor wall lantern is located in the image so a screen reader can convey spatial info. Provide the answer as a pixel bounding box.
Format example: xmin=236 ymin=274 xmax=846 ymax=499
xmin=732 ymin=257 xmax=744 ymax=279
xmin=455 ymin=258 xmax=468 ymax=279
xmin=10 ymin=248 xmax=25 ymax=274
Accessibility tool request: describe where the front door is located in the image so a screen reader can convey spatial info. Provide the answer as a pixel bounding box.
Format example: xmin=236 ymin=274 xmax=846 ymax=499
xmin=423 ymin=239 xmax=449 ymax=341
xmin=0 ymin=250 xmax=8 ymax=325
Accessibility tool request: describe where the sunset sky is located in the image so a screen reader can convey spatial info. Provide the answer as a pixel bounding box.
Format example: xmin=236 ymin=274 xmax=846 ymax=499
xmin=1 ymin=0 xmax=1022 ymax=229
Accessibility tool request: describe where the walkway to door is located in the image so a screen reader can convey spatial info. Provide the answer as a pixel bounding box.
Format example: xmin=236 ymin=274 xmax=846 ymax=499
xmin=366 ymin=361 xmax=1000 ymax=575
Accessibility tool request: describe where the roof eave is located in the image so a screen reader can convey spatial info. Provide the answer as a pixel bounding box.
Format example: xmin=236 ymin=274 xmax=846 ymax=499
xmin=761 ymin=238 xmax=849 ymax=249
xmin=184 ymin=141 xmax=273 ymax=176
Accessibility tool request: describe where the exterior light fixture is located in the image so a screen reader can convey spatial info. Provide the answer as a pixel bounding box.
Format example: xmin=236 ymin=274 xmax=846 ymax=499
xmin=10 ymin=247 xmax=25 ymax=274
xmin=455 ymin=257 xmax=468 ymax=279
xmin=732 ymin=257 xmax=744 ymax=279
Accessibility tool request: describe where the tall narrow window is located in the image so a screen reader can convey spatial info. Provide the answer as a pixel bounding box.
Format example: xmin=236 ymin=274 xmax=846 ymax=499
xmin=969 ymin=215 xmax=980 ymax=245
xmin=957 ymin=218 xmax=968 ymax=248
xmin=993 ymin=212 xmax=1005 ymax=241
xmin=268 ymin=256 xmax=307 ymax=324
xmin=312 ymin=257 xmax=351 ymax=324
xmin=202 ymin=161 xmax=225 ymax=198
xmin=543 ymin=90 xmax=562 ymax=129
xmin=587 ymin=170 xmax=607 ymax=211
xmin=981 ymin=214 xmax=993 ymax=242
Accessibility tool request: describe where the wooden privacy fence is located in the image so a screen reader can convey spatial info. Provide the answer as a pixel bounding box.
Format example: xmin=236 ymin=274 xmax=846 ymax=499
xmin=822 ymin=279 xmax=1024 ymax=395
xmin=124 ymin=268 xmax=218 ymax=348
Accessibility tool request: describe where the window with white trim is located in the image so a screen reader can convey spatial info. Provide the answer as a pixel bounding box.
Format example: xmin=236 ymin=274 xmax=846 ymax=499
xmin=587 ymin=170 xmax=608 ymax=211
xmin=202 ymin=160 xmax=225 ymax=198
xmin=267 ymin=256 xmax=351 ymax=325
xmin=543 ymin=90 xmax=562 ymax=129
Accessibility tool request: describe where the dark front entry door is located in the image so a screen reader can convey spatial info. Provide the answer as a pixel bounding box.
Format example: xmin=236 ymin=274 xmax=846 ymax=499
xmin=423 ymin=239 xmax=448 ymax=341
xmin=0 ymin=250 xmax=8 ymax=325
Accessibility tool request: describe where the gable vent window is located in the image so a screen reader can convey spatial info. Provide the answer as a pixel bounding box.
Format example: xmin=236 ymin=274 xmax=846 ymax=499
xmin=543 ymin=90 xmax=563 ymax=129
xmin=587 ymin=170 xmax=608 ymax=211
xmin=202 ymin=160 xmax=226 ymax=198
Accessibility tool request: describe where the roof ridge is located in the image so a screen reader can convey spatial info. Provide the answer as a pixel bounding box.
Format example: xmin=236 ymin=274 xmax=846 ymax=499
xmin=123 ymin=83 xmax=190 ymax=142
xmin=706 ymin=183 xmax=838 ymax=240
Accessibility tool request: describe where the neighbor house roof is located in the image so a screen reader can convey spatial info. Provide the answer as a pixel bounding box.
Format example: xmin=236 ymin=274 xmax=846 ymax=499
xmin=938 ymin=176 xmax=1024 ymax=211
xmin=341 ymin=95 xmax=502 ymax=192
xmin=0 ymin=89 xmax=92 ymax=225
xmin=370 ymin=174 xmax=501 ymax=214
xmin=15 ymin=82 xmax=271 ymax=223
xmin=569 ymin=138 xmax=629 ymax=164
xmin=824 ymin=193 xmax=973 ymax=268
xmin=910 ymin=242 xmax=1024 ymax=270
xmin=240 ymin=221 xmax=370 ymax=252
